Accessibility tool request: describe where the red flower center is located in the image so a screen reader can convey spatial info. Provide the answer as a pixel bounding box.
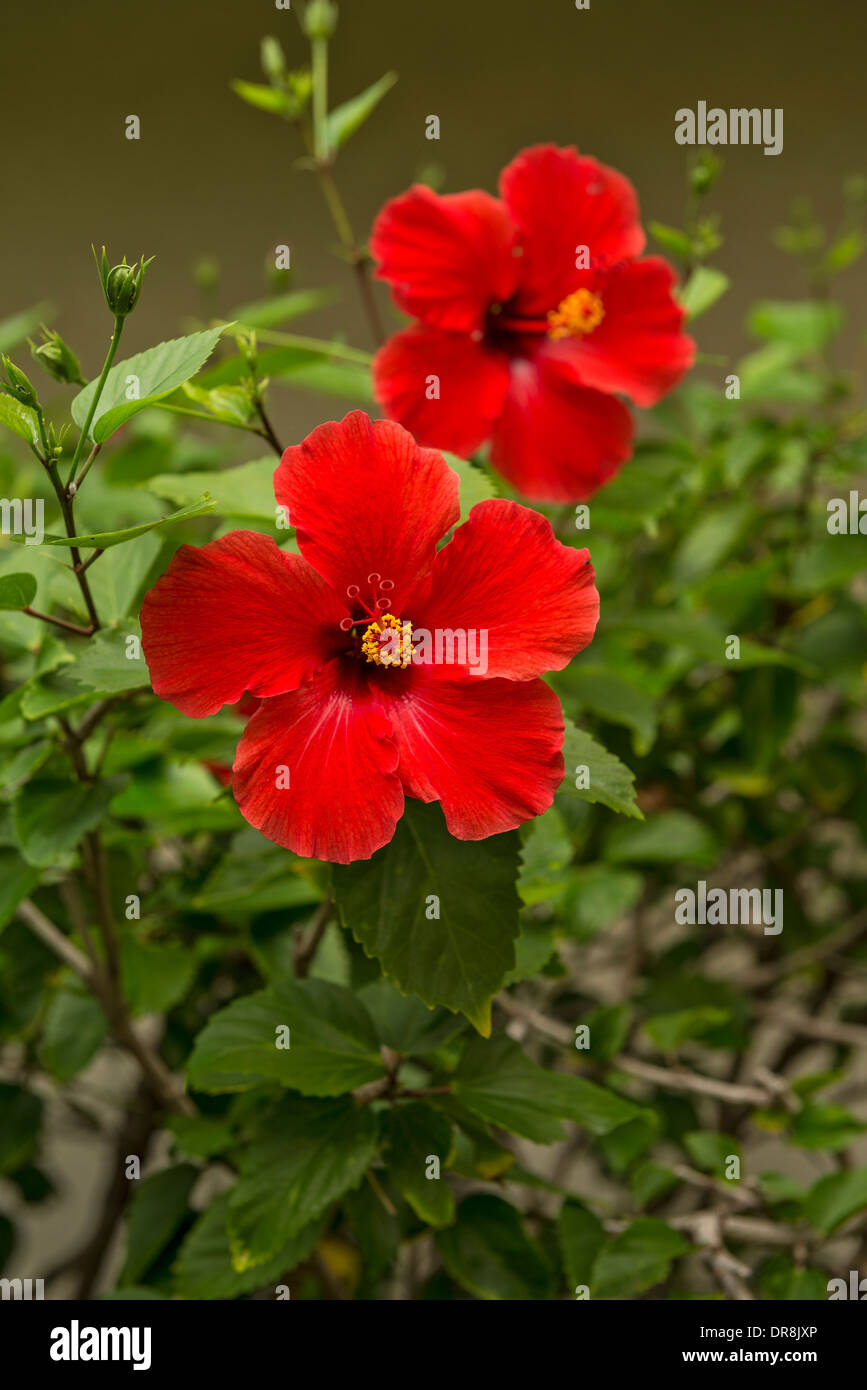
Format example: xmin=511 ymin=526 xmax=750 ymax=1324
xmin=546 ymin=288 xmax=606 ymax=339
xmin=338 ymin=573 xmax=412 ymax=668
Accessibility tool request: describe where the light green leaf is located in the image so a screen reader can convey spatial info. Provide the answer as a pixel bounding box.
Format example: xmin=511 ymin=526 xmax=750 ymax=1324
xmin=643 ymin=1006 xmax=730 ymax=1052
xmin=227 ymin=1095 xmax=378 ymax=1264
xmin=35 ymin=496 xmax=216 ymax=549
xmin=230 ymin=287 xmax=339 ymax=331
xmin=327 ymin=72 xmax=397 ymax=150
xmin=649 ymin=223 xmax=694 ymax=259
xmin=679 ymin=266 xmax=730 ymax=320
xmin=333 ymin=801 xmax=521 ymax=1035
xmin=147 ymin=459 xmax=276 ymax=524
xmin=748 ymin=299 xmax=843 ymax=354
xmin=69 ymin=621 xmax=150 ymax=694
xmin=0 ymin=393 xmax=40 ymax=445
xmin=804 ymin=1168 xmax=867 ymax=1236
xmin=231 ymin=79 xmax=292 ymax=115
xmin=442 ymin=451 xmax=498 ymax=525
xmin=683 ymin=1130 xmax=741 ymax=1177
xmin=121 ymin=938 xmax=197 ymax=1016
xmin=0 ymin=573 xmax=37 ymax=610
xmin=0 ymin=303 xmax=52 ymax=352
xmin=71 ymin=326 xmax=227 ymax=442
xmin=186 ymin=978 xmax=386 ymax=1096
xmin=592 ymin=1218 xmax=691 ymax=1298
xmin=560 ymin=725 xmax=642 ymax=818
xmin=606 ymin=810 xmax=718 ymax=866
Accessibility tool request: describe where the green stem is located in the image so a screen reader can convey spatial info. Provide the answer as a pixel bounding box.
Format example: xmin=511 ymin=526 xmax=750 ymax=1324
xmin=312 ymin=36 xmax=329 ymax=163
xmin=67 ymin=316 xmax=124 ymax=486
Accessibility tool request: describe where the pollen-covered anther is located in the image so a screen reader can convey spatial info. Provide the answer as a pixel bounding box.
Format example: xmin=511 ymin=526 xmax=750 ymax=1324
xmin=361 ymin=613 xmax=413 ymax=668
xmin=547 ymin=288 xmax=605 ymax=340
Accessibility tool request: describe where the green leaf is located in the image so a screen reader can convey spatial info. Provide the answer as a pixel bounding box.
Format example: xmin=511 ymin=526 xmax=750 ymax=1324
xmin=68 ymin=622 xmax=150 ymax=694
xmin=756 ymin=1253 xmax=829 ymax=1301
xmin=120 ymin=1165 xmax=198 ymax=1286
xmin=804 ymin=1168 xmax=867 ymax=1235
xmin=385 ymin=1102 xmax=455 ymax=1226
xmin=186 ymin=978 xmax=386 ymax=1095
xmin=0 ymin=1084 xmax=42 ymax=1173
xmin=13 ymin=776 xmax=123 ymax=867
xmin=0 ymin=393 xmax=39 ymax=445
xmin=649 ymin=222 xmax=694 ymax=259
xmin=202 ymin=345 xmax=373 ymax=401
xmin=333 ymin=801 xmax=521 ymax=1035
xmin=683 ymin=1130 xmax=741 ymax=1178
xmin=38 ymin=988 xmax=107 ymax=1080
xmin=643 ymin=1006 xmax=731 ymax=1052
xmin=792 ymin=1104 xmax=866 ymax=1151
xmin=357 ymin=978 xmax=465 ymax=1055
xmin=0 ymin=573 xmax=37 ymax=610
xmin=35 ymin=496 xmax=216 ymax=549
xmin=747 ymin=299 xmax=843 ymax=354
xmin=71 ymin=326 xmax=227 ymax=442
xmin=585 ymin=1003 xmax=633 ymax=1062
xmin=558 ymin=1200 xmax=607 ymax=1292
xmin=82 ymin=532 xmax=162 ymax=625
xmin=435 ymin=1194 xmax=551 ymax=1300
xmin=561 ymin=864 xmax=644 ymax=941
xmin=174 ymin=1192 xmax=326 ymax=1298
xmin=0 ymin=303 xmax=52 ymax=352
xmin=606 ymin=811 xmax=718 ymax=866
xmin=166 ymin=1115 xmax=235 ymax=1161
xmin=230 ymin=287 xmax=339 ymax=331
xmin=557 ymin=667 xmax=657 ymax=755
xmin=592 ymin=1218 xmax=691 ymax=1298
xmin=227 ymin=1095 xmax=378 ymax=1265
xmin=327 ymin=72 xmax=397 ymax=150
xmin=121 ymin=938 xmax=197 ymax=1016
xmin=679 ymin=266 xmax=730 ymax=320
xmin=0 ymin=849 xmax=40 ymax=933
xmin=631 ymin=1161 xmax=679 ymax=1209
xmin=230 ymin=79 xmax=292 ymax=115
xmin=560 ymin=725 xmax=642 ymax=819
xmin=147 ymin=460 xmax=276 ymax=524
xmin=442 ymin=451 xmax=498 ymax=524
xmin=454 ymin=1033 xmax=644 ymax=1143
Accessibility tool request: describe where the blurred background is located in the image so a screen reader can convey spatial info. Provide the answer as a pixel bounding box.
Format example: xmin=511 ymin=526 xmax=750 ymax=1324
xmin=2 ymin=0 xmax=867 ymax=440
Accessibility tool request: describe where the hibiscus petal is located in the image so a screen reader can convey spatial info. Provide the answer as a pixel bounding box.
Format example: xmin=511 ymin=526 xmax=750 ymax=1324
xmin=490 ymin=357 xmax=634 ymax=502
xmin=274 ymin=412 xmax=459 ymax=612
xmin=416 ymin=499 xmax=598 ymax=680
xmin=557 ymin=257 xmax=694 ymax=406
xmin=140 ymin=531 xmax=348 ymax=718
xmin=500 ymin=144 xmax=646 ymax=317
xmin=373 ymin=326 xmax=511 ymax=458
xmin=371 ymin=185 xmax=519 ymax=332
xmin=389 ymin=673 xmax=565 ymax=839
xmin=232 ymin=661 xmax=403 ymax=864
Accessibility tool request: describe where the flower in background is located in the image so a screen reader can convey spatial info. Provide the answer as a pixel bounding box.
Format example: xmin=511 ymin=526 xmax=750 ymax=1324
xmin=141 ymin=412 xmax=599 ymax=863
xmin=371 ymin=143 xmax=694 ymax=502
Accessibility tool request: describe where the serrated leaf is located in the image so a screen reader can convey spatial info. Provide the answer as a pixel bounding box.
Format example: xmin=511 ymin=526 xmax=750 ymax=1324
xmin=333 ymin=801 xmax=521 ymax=1035
xmin=591 ymin=1218 xmax=691 ymax=1298
xmin=560 ymin=725 xmax=642 ymax=818
xmin=71 ymin=326 xmax=227 ymax=442
xmin=454 ymin=1033 xmax=644 ymax=1143
xmin=0 ymin=573 xmax=37 ymax=610
xmin=186 ymin=978 xmax=386 ymax=1095
xmin=68 ymin=621 xmax=150 ymax=694
xmin=227 ymin=1095 xmax=378 ymax=1263
xmin=13 ymin=776 xmax=124 ymax=867
xmin=327 ymin=72 xmax=397 ymax=151
xmin=385 ymin=1102 xmax=455 ymax=1226
xmin=34 ymin=496 xmax=216 ymax=549
xmin=146 ymin=460 xmax=276 ymax=524
xmin=442 ymin=451 xmax=498 ymax=525
xmin=435 ymin=1194 xmax=551 ymax=1300
xmin=804 ymin=1168 xmax=867 ymax=1236
xmin=173 ymin=1192 xmax=325 ymax=1299
xmin=357 ymin=977 xmax=465 ymax=1055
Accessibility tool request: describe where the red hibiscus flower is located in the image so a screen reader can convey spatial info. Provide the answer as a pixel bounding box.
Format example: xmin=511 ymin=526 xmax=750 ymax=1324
xmin=371 ymin=144 xmax=695 ymax=503
xmin=140 ymin=412 xmax=599 ymax=864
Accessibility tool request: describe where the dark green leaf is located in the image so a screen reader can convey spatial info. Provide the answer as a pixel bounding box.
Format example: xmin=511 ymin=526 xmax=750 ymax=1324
xmin=120 ymin=1165 xmax=198 ymax=1286
xmin=0 ymin=573 xmax=37 ymax=610
xmin=436 ymin=1194 xmax=551 ymax=1299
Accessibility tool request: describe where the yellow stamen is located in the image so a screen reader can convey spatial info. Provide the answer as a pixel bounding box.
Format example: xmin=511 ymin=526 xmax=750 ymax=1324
xmin=547 ymin=288 xmax=605 ymax=340
xmin=361 ymin=613 xmax=413 ymax=668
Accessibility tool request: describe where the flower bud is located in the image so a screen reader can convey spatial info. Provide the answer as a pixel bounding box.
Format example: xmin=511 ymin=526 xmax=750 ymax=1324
xmin=1 ymin=354 xmax=39 ymax=407
xmin=690 ymin=154 xmax=721 ymax=197
xmin=303 ymin=0 xmax=338 ymax=40
xmin=261 ymin=36 xmax=286 ymax=85
xmin=29 ymin=328 xmax=85 ymax=385
xmin=95 ymin=246 xmax=154 ymax=317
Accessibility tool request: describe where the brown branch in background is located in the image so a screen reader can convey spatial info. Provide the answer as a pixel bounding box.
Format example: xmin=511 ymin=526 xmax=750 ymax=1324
xmin=23 ymin=607 xmax=93 ymax=638
xmin=293 ymin=893 xmax=334 ymax=977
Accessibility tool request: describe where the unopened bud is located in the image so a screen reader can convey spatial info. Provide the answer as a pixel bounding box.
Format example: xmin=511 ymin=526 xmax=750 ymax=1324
xmin=95 ymin=246 xmax=154 ymax=317
xmin=30 ymin=328 xmax=85 ymax=385
xmin=303 ymin=0 xmax=338 ymax=40
xmin=1 ymin=354 xmax=39 ymax=407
